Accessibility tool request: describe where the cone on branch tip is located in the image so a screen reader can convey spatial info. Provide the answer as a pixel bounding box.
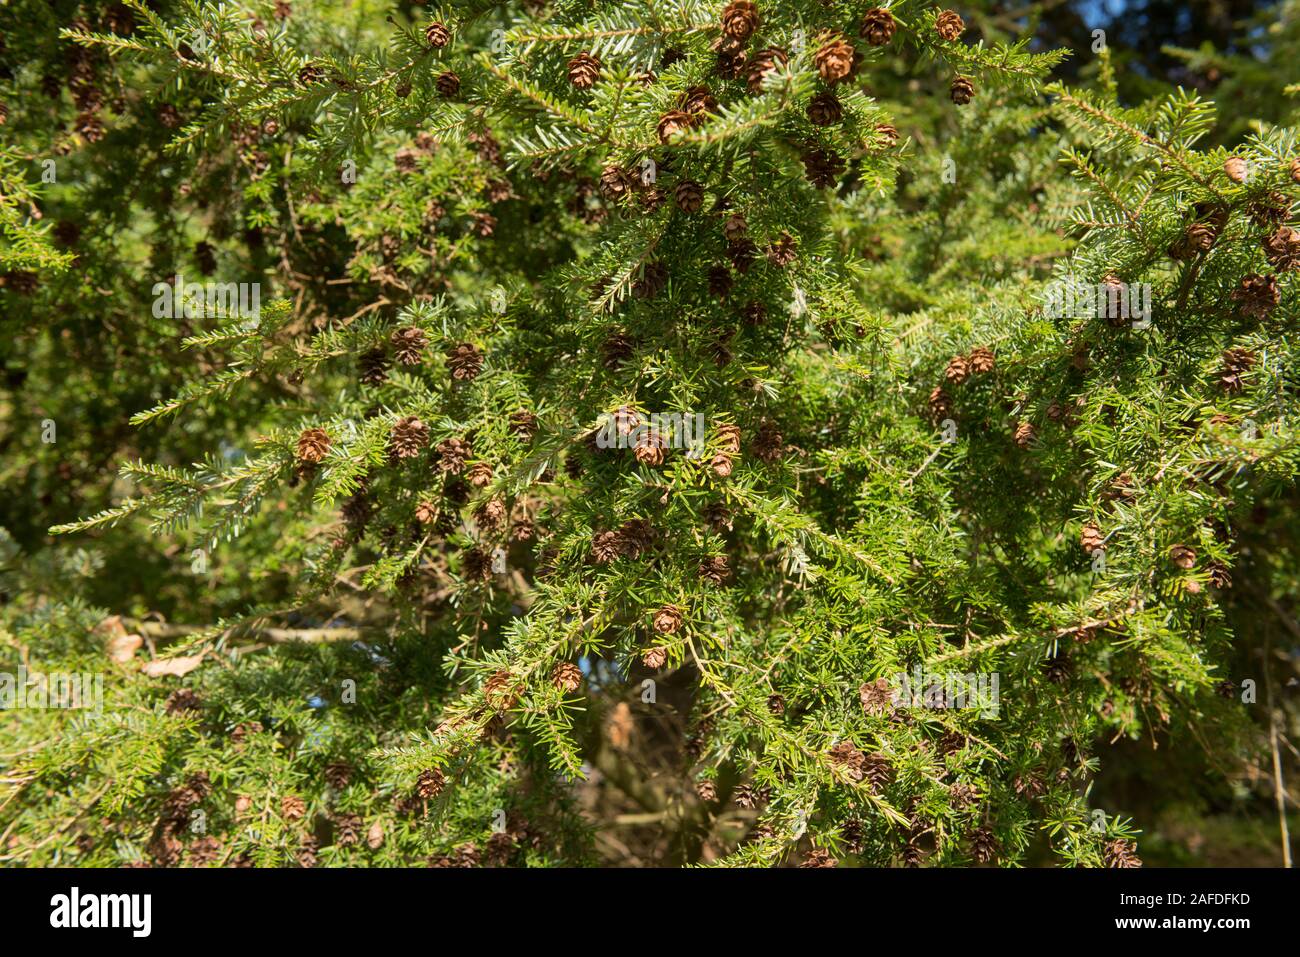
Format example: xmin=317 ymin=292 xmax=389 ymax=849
xmin=860 ymin=8 xmax=896 ymax=45
xmin=425 ymin=22 xmax=451 ymax=48
xmin=567 ymin=52 xmax=600 ymax=89
xmin=935 ymin=10 xmax=965 ymax=41
xmin=296 ymin=428 xmax=331 ymax=464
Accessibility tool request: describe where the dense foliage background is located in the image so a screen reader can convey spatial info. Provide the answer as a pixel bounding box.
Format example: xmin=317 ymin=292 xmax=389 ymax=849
xmin=1 ymin=0 xmax=1297 ymax=867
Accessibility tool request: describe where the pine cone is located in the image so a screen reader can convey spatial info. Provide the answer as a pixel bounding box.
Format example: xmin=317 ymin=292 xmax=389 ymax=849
xmin=1013 ymin=420 xmax=1036 ymax=448
xmin=325 ymin=761 xmax=353 ymax=790
xmin=295 ymin=427 xmax=331 ymax=464
xmin=634 ymin=429 xmax=667 ymax=466
xmin=436 ymin=72 xmax=460 ymax=97
xmin=860 ymin=8 xmax=897 ymax=45
xmin=568 ymin=52 xmax=600 ymax=89
xmin=653 ymin=604 xmax=684 ymax=634
xmin=734 ymin=783 xmax=760 ymax=809
xmin=592 ymin=530 xmax=622 ymax=564
xmin=281 ymin=795 xmax=307 ymax=820
xmin=391 ymin=326 xmax=427 ymax=365
xmin=463 ymin=546 xmax=494 ymax=581
xmin=509 ymin=410 xmax=538 ymax=439
xmin=699 ymin=554 xmax=731 ymax=585
xmin=862 ymin=752 xmax=893 ymax=790
xmin=752 ymin=421 xmax=784 ymax=462
xmin=416 ymin=768 xmax=445 ymax=798
xmin=389 ymin=416 xmax=430 ymax=458
xmin=695 ymin=779 xmax=718 ymax=802
xmin=813 ymin=35 xmax=858 ymax=85
xmin=298 ymin=64 xmax=323 ymax=86
xmin=715 ymin=423 xmax=742 ymax=454
xmin=642 ymin=646 xmax=668 ymax=669
xmin=619 ymin=518 xmax=656 ymax=557
xmin=437 ymin=437 xmax=472 ymax=473
xmin=446 ymin=342 xmax=484 ymax=380
xmin=767 ymin=693 xmax=785 ymax=715
xmin=801 ymin=147 xmax=845 ymax=188
xmin=675 ymin=180 xmax=704 ymax=213
xmin=474 ymin=497 xmax=507 ymax=532
xmin=721 ymin=1 xmax=759 ymax=41
xmin=806 ymin=92 xmax=843 ymax=126
xmin=929 ymin=386 xmax=953 ymax=421
xmin=935 ymin=10 xmax=965 ymax=40
xmin=708 ymin=265 xmax=734 ymax=299
xmin=632 ymin=261 xmax=668 ymax=299
xmin=1080 ymin=523 xmax=1104 ymax=554
xmin=1232 ymin=274 xmax=1279 ymax=319
xmin=747 ymin=47 xmax=788 ymax=95
xmin=599 ymin=165 xmax=633 ymax=202
xmin=944 ymin=354 xmax=970 ymax=385
xmin=1292 ymin=156 xmax=1300 ymax=184
xmin=552 ymin=662 xmax=582 ymax=693
xmin=859 ymin=677 xmax=894 ymax=715
xmin=602 ymin=330 xmax=636 ymax=368
xmin=1262 ymin=225 xmax=1300 ymax=272
xmin=767 ymin=232 xmax=797 ymax=266
xmin=968 ymin=826 xmax=999 ymax=864
xmin=465 ymin=461 xmax=494 ymax=487
xmin=484 ymin=670 xmax=520 ymax=709
xmin=296 ymin=836 xmax=319 ymax=868
xmin=657 ymin=110 xmax=693 ymax=143
xmin=334 ymin=812 xmax=362 ymax=846
xmin=1104 ymin=838 xmax=1142 ymax=868
xmin=682 ymin=86 xmax=718 ymax=116
xmin=1223 ymin=155 xmax=1248 ymax=183
xmin=165 ymin=688 xmax=202 ymax=715
xmin=1042 ymin=652 xmax=1072 ymax=684
xmin=359 ymin=348 xmax=389 ymax=385
xmin=828 ymin=741 xmax=867 ymax=781
xmin=1169 ymin=543 xmax=1197 ymax=569
xmin=950 ymin=75 xmax=975 ymax=105
xmin=968 ymin=346 xmax=995 ymax=374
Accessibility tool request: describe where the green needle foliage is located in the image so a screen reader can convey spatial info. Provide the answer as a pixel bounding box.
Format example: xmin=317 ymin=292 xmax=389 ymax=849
xmin=1 ymin=0 xmax=1297 ymax=867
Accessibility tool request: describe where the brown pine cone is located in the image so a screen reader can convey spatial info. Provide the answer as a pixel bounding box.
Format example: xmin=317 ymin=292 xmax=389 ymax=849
xmin=721 ymin=0 xmax=759 ymax=41
xmin=1080 ymin=523 xmax=1104 ymax=554
xmin=969 ymin=826 xmax=999 ymax=864
xmin=567 ymin=51 xmax=600 ymax=89
xmin=298 ymin=64 xmax=323 ymax=86
xmin=634 ymin=429 xmax=667 ymax=466
xmin=950 ymin=75 xmax=975 ymax=105
xmin=747 ymin=47 xmax=787 ymax=94
xmin=359 ymin=349 xmax=389 ymax=386
xmin=281 ymin=795 xmax=307 ymax=820
xmin=859 ymin=677 xmax=894 ymax=715
xmin=551 ymin=662 xmax=583 ymax=693
xmin=334 ymin=812 xmax=362 ymax=846
xmin=708 ymin=265 xmax=735 ymax=299
xmin=599 ymin=165 xmax=633 ymax=202
xmin=715 ymin=423 xmax=742 ymax=454
xmin=509 ymin=409 xmax=538 ymax=439
xmin=389 ymin=416 xmax=430 ymax=458
xmin=164 ymin=688 xmax=202 ymax=715
xmin=390 ymin=326 xmax=427 ymax=365
xmin=296 ymin=427 xmax=331 ymax=464
xmin=437 ymin=437 xmax=472 ymax=473
xmin=716 ymin=46 xmax=749 ymax=81
xmin=682 ymin=86 xmax=718 ymax=115
xmin=436 ymin=71 xmax=460 ymax=97
xmin=416 ymin=768 xmax=445 ymax=798
xmin=474 ymin=496 xmax=507 ymax=532
xmin=425 ymin=22 xmax=452 ymax=47
xmin=414 ymin=501 xmax=438 ymax=525
xmin=1169 ymin=543 xmax=1197 ymax=569
xmin=446 ymin=342 xmax=484 ymax=380
xmin=1104 ymin=838 xmax=1142 ymax=868
xmin=929 ymin=386 xmax=953 ymax=421
xmin=1291 ymin=156 xmax=1300 ymax=184
xmin=484 ymin=669 xmax=521 ymax=709
xmin=1262 ymin=225 xmax=1300 ymax=272
xmin=801 ymin=147 xmax=845 ymax=188
xmin=813 ymin=35 xmax=858 ymax=84
xmin=1223 ymin=155 xmax=1248 ymax=183
xmin=592 ymin=530 xmax=622 ymax=563
xmin=699 ymin=554 xmax=731 ymax=585
xmin=657 ymin=110 xmax=693 ymax=143
xmin=296 ymin=836 xmax=319 ymax=868
xmin=1232 ymin=274 xmax=1279 ymax=319
xmin=653 ymin=604 xmax=684 ymax=634
xmin=324 ymin=761 xmax=353 ymax=790
xmin=675 ymin=180 xmax=705 ymax=212
xmin=1013 ymin=420 xmax=1036 ymax=448
xmin=935 ymin=10 xmax=965 ymax=40
xmin=734 ymin=783 xmax=760 ymax=809
xmin=642 ymin=646 xmax=668 ymax=669
xmin=862 ymin=752 xmax=893 ymax=789
xmin=806 ymin=92 xmax=843 ymax=126
xmin=465 ymin=461 xmax=494 ymax=487
xmin=752 ymin=421 xmax=784 ymax=462
xmin=860 ymin=8 xmax=897 ymax=45
xmin=944 ymin=354 xmax=970 ymax=385
xmin=828 ymin=741 xmax=867 ymax=781
xmin=710 ymin=452 xmax=734 ymax=477
xmin=968 ymin=346 xmax=995 ymax=374
xmin=767 ymin=232 xmax=797 ymax=266
xmin=767 ymin=693 xmax=786 ymax=715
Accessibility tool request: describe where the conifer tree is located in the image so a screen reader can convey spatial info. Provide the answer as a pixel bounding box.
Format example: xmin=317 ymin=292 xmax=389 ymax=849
xmin=1 ymin=0 xmax=1296 ymax=867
